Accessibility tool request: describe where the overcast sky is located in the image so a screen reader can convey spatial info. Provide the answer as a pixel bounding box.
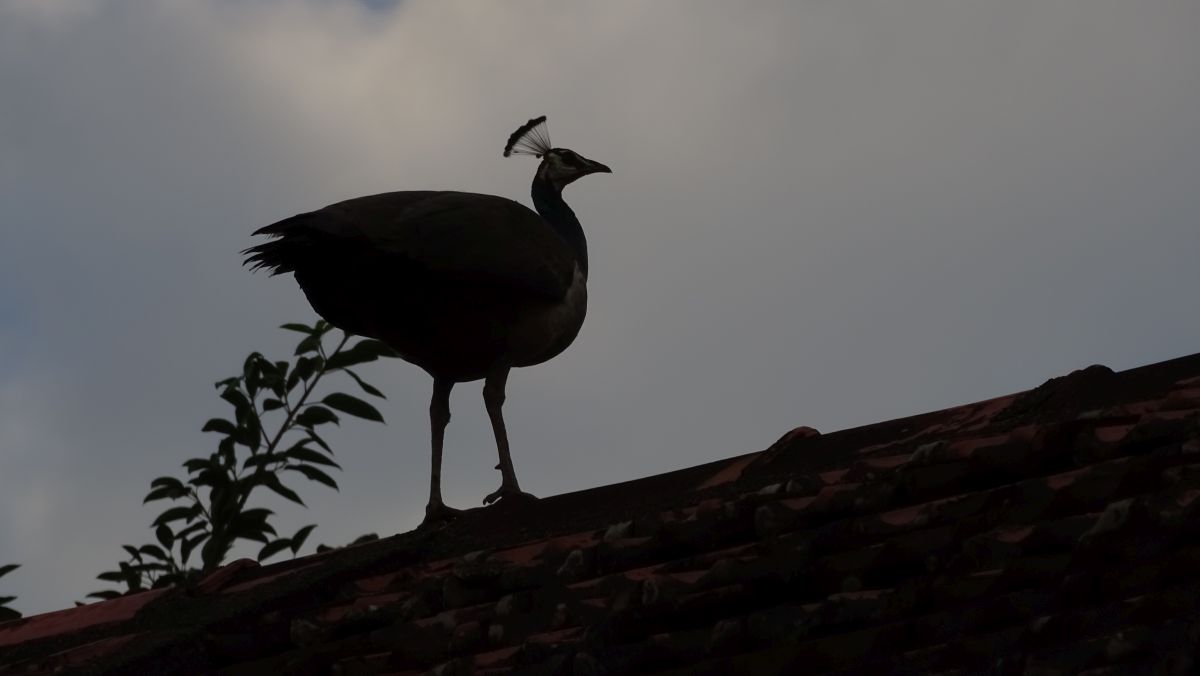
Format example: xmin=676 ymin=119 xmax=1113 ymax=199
xmin=2 ymin=0 xmax=1198 ymax=615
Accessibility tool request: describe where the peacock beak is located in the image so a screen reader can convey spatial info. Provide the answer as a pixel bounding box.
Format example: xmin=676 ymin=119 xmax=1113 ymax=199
xmin=585 ymin=160 xmax=611 ymax=175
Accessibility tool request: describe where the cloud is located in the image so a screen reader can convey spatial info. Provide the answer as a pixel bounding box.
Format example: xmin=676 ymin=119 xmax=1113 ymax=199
xmin=1 ymin=0 xmax=1198 ymax=614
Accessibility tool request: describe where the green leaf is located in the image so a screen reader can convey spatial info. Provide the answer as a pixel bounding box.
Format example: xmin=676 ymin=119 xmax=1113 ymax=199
xmin=142 ymin=487 xmax=170 ymax=503
xmin=214 ymin=376 xmax=240 ymax=389
xmin=0 ymin=564 xmax=19 ymax=578
xmin=97 ymin=571 xmax=127 ymax=583
xmin=243 ymin=352 xmax=265 ymax=377
xmin=155 ymin=525 xmax=174 ymax=549
xmin=307 ymin=431 xmax=333 ymax=454
xmin=242 ymin=454 xmax=281 ymax=469
xmin=152 ymin=571 xmax=185 ymax=589
xmin=258 ymin=539 xmax=293 ymax=562
xmin=201 ymin=536 xmax=231 ymax=571
xmin=290 ymin=525 xmax=317 ymax=554
xmin=201 ymin=418 xmax=237 ymax=435
xmin=193 ymin=467 xmax=232 ymax=489
xmin=174 ymin=522 xmax=206 ymax=541
xmin=211 ymin=486 xmax=237 ymax=522
xmin=150 ymin=477 xmax=186 ymax=491
xmin=236 ymin=424 xmax=262 ymax=453
xmin=287 ymin=356 xmax=320 ymax=392
xmin=343 ymin=369 xmax=385 ymax=399
xmin=229 ymin=522 xmax=273 ymax=544
xmin=152 ymin=506 xmax=195 ymax=527
xmin=256 ymin=362 xmax=283 ymax=397
xmin=287 ymin=464 xmax=339 ymax=491
xmin=139 ymin=545 xmax=169 ymax=562
xmin=86 ymin=590 xmax=123 ymax=601
xmin=294 ymin=333 xmax=323 ymax=356
xmin=263 ymin=475 xmax=305 ymax=506
xmin=220 ymin=387 xmax=251 ymax=413
xmin=322 ymin=392 xmax=384 ymax=423
xmin=183 ymin=456 xmax=222 ymax=475
xmin=296 ymin=405 xmax=339 ymax=428
xmin=143 ymin=486 xmax=185 ymax=503
xmin=257 ymin=359 xmax=279 ymax=379
xmin=280 ymin=323 xmax=316 ymax=334
xmin=325 ymin=339 xmax=395 ymax=370
xmin=239 ymin=507 xmax=275 ymax=524
xmin=286 ymin=445 xmax=340 ymax=469
xmin=243 ymin=353 xmax=265 ymax=397
xmin=271 ymin=361 xmax=289 ymax=388
xmin=180 ymin=532 xmax=209 ymax=566
xmin=262 ymin=398 xmax=285 ymax=411
xmin=121 ymin=545 xmax=141 ymax=561
xmin=365 ymin=340 xmax=396 ymax=358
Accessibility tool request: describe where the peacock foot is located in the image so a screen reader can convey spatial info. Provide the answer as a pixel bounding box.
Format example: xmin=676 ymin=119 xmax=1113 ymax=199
xmin=420 ymin=501 xmax=464 ymax=528
xmin=483 ymin=484 xmax=538 ymax=506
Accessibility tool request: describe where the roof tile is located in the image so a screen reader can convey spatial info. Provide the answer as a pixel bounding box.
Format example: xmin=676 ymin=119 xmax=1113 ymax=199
xmin=6 ymin=353 xmax=1200 ymax=674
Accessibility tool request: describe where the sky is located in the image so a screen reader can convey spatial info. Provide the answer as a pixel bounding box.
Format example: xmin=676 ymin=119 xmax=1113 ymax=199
xmin=1 ymin=0 xmax=1198 ymax=615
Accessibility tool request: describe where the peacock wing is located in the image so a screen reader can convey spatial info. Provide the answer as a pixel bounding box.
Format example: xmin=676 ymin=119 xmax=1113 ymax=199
xmin=251 ymin=191 xmax=576 ymax=301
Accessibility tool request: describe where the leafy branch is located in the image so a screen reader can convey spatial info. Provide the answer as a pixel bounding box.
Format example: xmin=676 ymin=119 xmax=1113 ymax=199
xmin=0 ymin=564 xmax=19 ymax=621
xmin=88 ymin=320 xmax=395 ymax=600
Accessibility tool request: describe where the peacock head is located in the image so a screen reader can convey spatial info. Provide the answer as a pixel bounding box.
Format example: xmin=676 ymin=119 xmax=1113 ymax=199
xmin=504 ymin=116 xmax=610 ymax=190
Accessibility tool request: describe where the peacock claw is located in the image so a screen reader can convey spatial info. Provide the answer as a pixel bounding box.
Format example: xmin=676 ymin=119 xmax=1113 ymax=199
xmin=483 ymin=485 xmax=538 ymax=506
xmin=420 ymin=502 xmax=463 ymax=528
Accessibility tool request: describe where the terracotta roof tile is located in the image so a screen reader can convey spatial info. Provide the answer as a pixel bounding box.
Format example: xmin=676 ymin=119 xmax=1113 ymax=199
xmin=4 ymin=355 xmax=1200 ymax=674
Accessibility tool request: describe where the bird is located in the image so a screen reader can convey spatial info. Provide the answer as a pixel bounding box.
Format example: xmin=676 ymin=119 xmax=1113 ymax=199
xmin=243 ymin=116 xmax=609 ymax=525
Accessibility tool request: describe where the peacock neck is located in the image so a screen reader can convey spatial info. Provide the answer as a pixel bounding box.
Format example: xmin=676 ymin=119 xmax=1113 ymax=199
xmin=532 ymin=179 xmax=589 ymax=279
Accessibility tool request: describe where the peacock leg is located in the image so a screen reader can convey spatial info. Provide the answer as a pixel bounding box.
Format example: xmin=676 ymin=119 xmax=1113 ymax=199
xmin=482 ymin=366 xmax=537 ymax=505
xmin=422 ymin=377 xmax=462 ymax=525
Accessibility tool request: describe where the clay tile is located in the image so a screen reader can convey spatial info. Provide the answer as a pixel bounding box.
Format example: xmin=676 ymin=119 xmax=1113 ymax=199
xmin=1080 ymin=498 xmax=1137 ymax=543
xmin=557 ymin=549 xmax=592 ymax=583
xmin=819 ymin=469 xmax=850 ymax=485
xmin=14 ymin=351 xmax=1200 ymax=674
xmin=449 ymin=620 xmax=483 ymax=655
xmin=695 ymin=456 xmax=758 ymax=490
xmin=754 ymin=503 xmax=795 ymax=540
xmin=910 ymin=442 xmax=947 ymax=465
xmin=399 ymin=592 xmax=434 ymax=621
xmin=494 ymin=591 xmax=532 ymax=618
xmin=0 ymin=588 xmax=169 ymax=648
xmin=603 ymin=521 xmax=634 ymax=542
xmin=699 ymin=558 xmax=743 ymax=589
xmin=708 ymin=617 xmax=746 ymax=654
xmin=756 ymin=482 xmax=784 ymax=496
xmin=774 ymin=426 xmax=821 ymax=448
xmin=880 ymin=505 xmax=928 ymax=528
xmin=290 ymin=617 xmax=321 ymax=647
xmin=487 ymin=622 xmax=507 ymax=648
xmin=640 ymin=575 xmax=691 ymax=607
xmin=573 ymin=651 xmax=606 ymax=676
xmin=746 ymin=606 xmax=809 ymax=643
xmin=500 ymin=562 xmax=552 ymax=591
xmin=785 ymin=475 xmax=821 ymax=495
xmin=452 ymin=554 xmax=504 ymax=584
xmin=195 ymin=557 xmax=260 ymax=595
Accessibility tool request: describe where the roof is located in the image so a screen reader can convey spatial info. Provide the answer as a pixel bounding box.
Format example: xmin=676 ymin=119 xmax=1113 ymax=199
xmin=3 ymin=353 xmax=1200 ymax=675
